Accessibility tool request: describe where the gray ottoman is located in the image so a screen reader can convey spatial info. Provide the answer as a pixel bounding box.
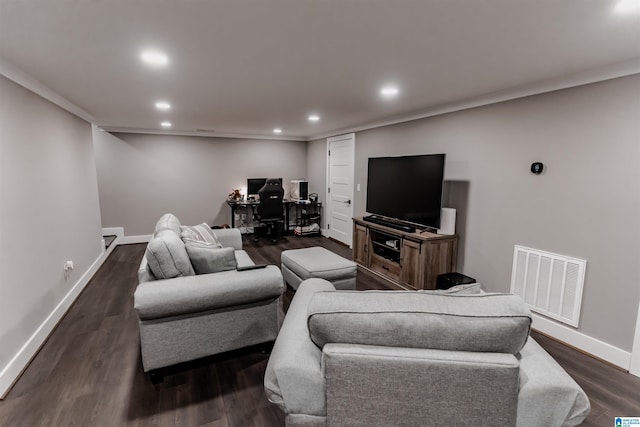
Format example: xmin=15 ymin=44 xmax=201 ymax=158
xmin=281 ymin=247 xmax=357 ymax=290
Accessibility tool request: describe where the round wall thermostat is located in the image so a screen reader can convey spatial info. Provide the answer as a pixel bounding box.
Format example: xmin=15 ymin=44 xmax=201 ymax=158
xmin=531 ymin=162 xmax=544 ymax=175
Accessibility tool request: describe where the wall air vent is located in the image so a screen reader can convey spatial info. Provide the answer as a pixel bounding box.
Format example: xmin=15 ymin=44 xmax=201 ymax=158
xmin=510 ymin=245 xmax=586 ymax=327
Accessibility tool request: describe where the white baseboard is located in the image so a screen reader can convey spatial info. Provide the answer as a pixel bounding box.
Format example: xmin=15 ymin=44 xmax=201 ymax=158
xmin=0 ymin=246 xmax=108 ymax=398
xmin=102 ymin=227 xmax=149 ymax=245
xmin=532 ymin=313 xmax=631 ymax=370
xmin=120 ymin=234 xmax=151 ymax=244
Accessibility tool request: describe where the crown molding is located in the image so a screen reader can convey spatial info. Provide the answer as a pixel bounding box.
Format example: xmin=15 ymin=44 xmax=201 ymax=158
xmin=2 ymin=55 xmax=638 ymax=143
xmin=307 ymin=58 xmax=640 ymax=141
xmin=0 ymin=57 xmax=96 ymax=124
xmin=98 ymin=126 xmax=307 ymax=142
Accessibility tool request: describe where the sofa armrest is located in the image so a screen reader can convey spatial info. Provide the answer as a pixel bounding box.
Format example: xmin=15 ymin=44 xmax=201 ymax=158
xmin=516 ymin=338 xmax=590 ymax=427
xmin=212 ymin=228 xmax=242 ymax=250
xmin=137 ymin=255 xmax=155 ymax=283
xmin=264 ymin=279 xmax=336 ymax=416
xmin=323 ymin=344 xmax=520 ymax=427
xmin=134 ymin=265 xmax=284 ymax=320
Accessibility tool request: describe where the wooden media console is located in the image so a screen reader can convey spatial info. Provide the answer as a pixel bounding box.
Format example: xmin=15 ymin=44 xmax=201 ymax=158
xmin=353 ymin=217 xmax=458 ymax=290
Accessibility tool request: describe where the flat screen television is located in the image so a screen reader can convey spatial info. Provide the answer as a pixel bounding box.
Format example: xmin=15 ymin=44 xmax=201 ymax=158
xmin=366 ymin=154 xmax=445 ymax=230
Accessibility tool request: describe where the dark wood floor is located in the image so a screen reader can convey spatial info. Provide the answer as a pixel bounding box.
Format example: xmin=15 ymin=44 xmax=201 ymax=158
xmin=1 ymin=235 xmax=638 ymax=426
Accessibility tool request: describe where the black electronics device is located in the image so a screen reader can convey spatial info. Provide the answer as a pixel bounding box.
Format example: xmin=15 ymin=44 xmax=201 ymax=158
xmin=436 ymin=272 xmax=476 ymax=290
xmin=363 ymin=214 xmax=415 ymax=233
xmin=299 ymin=181 xmax=309 ymax=200
xmin=247 ymin=178 xmax=267 ymax=198
xmin=531 ymin=162 xmax=544 ymax=174
xmin=366 ymin=154 xmax=445 ymax=230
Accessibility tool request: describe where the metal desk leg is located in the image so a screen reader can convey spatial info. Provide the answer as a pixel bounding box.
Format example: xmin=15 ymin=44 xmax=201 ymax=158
xmin=285 ymin=204 xmax=290 ymax=234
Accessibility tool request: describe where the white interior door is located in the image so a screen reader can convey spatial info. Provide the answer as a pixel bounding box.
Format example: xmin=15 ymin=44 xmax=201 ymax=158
xmin=326 ymin=133 xmax=355 ymax=247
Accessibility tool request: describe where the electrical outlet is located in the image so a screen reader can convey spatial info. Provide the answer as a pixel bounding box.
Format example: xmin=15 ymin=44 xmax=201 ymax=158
xmin=234 ymin=213 xmax=240 ymax=221
xmin=64 ymin=260 xmax=74 ymax=280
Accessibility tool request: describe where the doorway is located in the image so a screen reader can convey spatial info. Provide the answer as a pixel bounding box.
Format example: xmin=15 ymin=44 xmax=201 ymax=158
xmin=325 ymin=133 xmax=355 ymax=247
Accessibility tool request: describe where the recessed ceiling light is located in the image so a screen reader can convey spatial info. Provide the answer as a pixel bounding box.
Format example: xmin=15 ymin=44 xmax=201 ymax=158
xmin=155 ymin=101 xmax=171 ymax=110
xmin=141 ymin=50 xmax=169 ymax=67
xmin=273 ymin=128 xmax=282 ymax=134
xmin=614 ymin=0 xmax=640 ymax=12
xmin=161 ymin=121 xmax=172 ymax=128
xmin=308 ymin=114 xmax=320 ymax=122
xmin=380 ymin=85 xmax=399 ymax=98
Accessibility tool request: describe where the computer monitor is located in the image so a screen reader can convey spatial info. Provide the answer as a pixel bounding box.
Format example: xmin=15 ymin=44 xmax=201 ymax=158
xmin=247 ymin=178 xmax=267 ymax=199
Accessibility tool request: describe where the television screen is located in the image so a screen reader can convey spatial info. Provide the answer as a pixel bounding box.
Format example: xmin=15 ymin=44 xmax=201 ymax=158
xmin=247 ymin=178 xmax=267 ymax=195
xmin=366 ymin=154 xmax=445 ymax=229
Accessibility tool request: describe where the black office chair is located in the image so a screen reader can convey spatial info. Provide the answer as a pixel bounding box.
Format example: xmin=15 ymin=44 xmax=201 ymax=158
xmin=255 ymin=178 xmax=285 ymax=242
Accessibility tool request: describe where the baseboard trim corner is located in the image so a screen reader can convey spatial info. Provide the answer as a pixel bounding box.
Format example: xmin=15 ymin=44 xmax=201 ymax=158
xmin=102 ymin=227 xmax=124 ymax=238
xmin=102 ymin=227 xmax=149 ymax=246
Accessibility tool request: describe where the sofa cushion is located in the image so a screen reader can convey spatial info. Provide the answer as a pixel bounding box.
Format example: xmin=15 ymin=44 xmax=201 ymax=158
xmin=185 ymin=244 xmax=237 ymax=274
xmin=307 ymin=291 xmax=531 ymax=354
xmin=145 ymin=229 xmax=195 ymax=279
xmin=182 ymin=238 xmax=222 ymax=249
xmin=181 ymin=223 xmax=220 ymax=245
xmin=155 ymin=213 xmax=182 ymax=235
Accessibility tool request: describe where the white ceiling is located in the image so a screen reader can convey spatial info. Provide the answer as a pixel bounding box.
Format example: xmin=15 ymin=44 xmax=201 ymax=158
xmin=1 ymin=0 xmax=639 ymax=141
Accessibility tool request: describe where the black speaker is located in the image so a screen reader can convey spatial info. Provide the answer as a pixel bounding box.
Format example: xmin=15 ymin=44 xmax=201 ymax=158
xmin=299 ymin=181 xmax=308 ymax=200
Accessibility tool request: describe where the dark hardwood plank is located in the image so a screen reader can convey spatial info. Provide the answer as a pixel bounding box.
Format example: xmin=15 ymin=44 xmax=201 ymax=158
xmin=0 ymin=234 xmax=638 ymax=426
xmin=531 ymin=331 xmax=640 ymax=425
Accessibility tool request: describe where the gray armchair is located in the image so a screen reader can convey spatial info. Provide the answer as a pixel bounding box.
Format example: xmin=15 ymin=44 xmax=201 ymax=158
xmin=264 ymin=279 xmax=590 ymax=427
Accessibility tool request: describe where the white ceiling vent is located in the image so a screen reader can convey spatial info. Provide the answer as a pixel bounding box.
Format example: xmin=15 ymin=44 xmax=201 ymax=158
xmin=510 ymin=245 xmax=586 ymax=328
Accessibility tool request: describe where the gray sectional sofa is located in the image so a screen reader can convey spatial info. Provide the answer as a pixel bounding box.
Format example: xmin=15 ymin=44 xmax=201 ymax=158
xmin=134 ymin=213 xmax=285 ymax=376
xmin=264 ymin=279 xmax=590 ymax=427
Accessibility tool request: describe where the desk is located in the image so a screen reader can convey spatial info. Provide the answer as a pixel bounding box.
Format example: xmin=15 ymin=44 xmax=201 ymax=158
xmin=226 ymin=199 xmax=292 ymax=231
xmin=225 ymin=199 xmax=321 ymax=233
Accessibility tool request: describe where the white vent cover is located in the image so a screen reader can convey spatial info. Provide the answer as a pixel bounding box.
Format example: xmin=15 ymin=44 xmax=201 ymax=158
xmin=510 ymin=245 xmax=586 ymax=327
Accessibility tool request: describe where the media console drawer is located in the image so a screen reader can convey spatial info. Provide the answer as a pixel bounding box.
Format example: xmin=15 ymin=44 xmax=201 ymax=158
xmin=370 ymin=253 xmax=401 ymax=281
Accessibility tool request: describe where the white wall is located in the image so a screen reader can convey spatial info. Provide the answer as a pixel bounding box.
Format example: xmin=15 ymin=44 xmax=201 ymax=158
xmin=350 ymin=75 xmax=640 ymax=354
xmin=0 ymin=75 xmax=103 ymax=395
xmin=93 ymin=131 xmax=308 ymax=236
xmin=306 ymin=138 xmax=329 ymax=230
